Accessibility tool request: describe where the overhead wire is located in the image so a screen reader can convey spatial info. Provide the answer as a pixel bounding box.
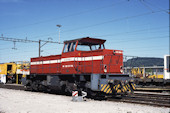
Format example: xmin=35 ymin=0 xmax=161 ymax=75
xmin=0 ymin=0 xmax=126 ymax=31
xmin=0 ymin=27 xmax=168 ymax=49
xmin=0 ymin=28 xmax=168 ymax=55
xmin=0 ymin=48 xmax=10 ymax=50
xmin=127 ymin=48 xmax=167 ymax=52
xmin=0 ymin=50 xmax=38 ymax=55
xmin=108 ymin=35 xmax=168 ymax=43
xmin=62 ymin=10 xmax=165 ymax=33
xmin=2 ymin=46 xmax=167 ymax=57
xmin=3 ymin=35 xmax=166 ymax=55
xmin=0 ymin=1 xmax=168 ymax=61
xmin=92 ymin=26 xmax=169 ymax=38
xmin=1 ymin=3 xmax=168 ymax=41
xmin=31 ymin=9 xmax=169 ymax=39
xmin=121 ymin=45 xmax=168 ymax=50
xmin=139 ymin=0 xmax=155 ymax=12
xmin=143 ymin=0 xmax=170 ymax=14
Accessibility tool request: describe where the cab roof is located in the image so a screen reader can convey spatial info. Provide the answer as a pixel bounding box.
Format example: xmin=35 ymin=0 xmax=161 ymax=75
xmin=64 ymin=37 xmax=106 ymax=45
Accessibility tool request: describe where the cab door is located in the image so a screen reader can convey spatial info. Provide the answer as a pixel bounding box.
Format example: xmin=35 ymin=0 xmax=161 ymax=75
xmin=61 ymin=41 xmax=78 ymax=74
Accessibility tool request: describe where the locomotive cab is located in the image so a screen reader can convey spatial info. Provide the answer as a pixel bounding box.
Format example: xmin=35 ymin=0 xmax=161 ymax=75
xmin=63 ymin=37 xmax=105 ymax=53
xmin=61 ymin=37 xmax=124 ymax=75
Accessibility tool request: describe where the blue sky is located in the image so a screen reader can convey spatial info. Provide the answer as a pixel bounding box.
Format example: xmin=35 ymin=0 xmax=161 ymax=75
xmin=0 ymin=0 xmax=169 ymax=63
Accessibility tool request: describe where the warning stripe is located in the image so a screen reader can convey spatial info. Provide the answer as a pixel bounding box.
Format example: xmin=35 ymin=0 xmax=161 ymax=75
xmin=106 ymin=88 xmax=111 ymax=93
xmin=126 ymin=85 xmax=129 ymax=91
xmin=101 ymin=84 xmax=112 ymax=94
xmin=127 ymin=84 xmax=132 ymax=92
xmin=131 ymin=83 xmax=136 ymax=90
xmin=109 ymin=90 xmax=112 ymax=94
xmin=117 ymin=89 xmax=121 ymax=93
xmin=73 ymin=92 xmax=78 ymax=96
xmin=121 ymin=88 xmax=124 ymax=92
xmin=134 ymin=84 xmax=136 ymax=87
xmin=123 ymin=86 xmax=127 ymax=91
xmin=113 ymin=85 xmax=116 ymax=89
xmin=115 ymin=84 xmax=120 ymax=91
xmin=72 ymin=91 xmax=78 ymax=97
xmin=104 ymin=85 xmax=110 ymax=93
xmin=101 ymin=84 xmax=107 ymax=91
xmin=100 ymin=83 xmax=136 ymax=94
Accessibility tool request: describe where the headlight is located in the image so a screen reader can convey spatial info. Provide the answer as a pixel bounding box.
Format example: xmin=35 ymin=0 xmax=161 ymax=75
xmin=108 ymin=79 xmax=114 ymax=83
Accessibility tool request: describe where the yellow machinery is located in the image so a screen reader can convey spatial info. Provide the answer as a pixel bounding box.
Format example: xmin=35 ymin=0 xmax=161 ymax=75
xmin=0 ymin=63 xmax=17 ymax=83
xmin=147 ymin=74 xmax=163 ymax=79
xmin=131 ymin=68 xmax=144 ymax=78
xmin=131 ymin=67 xmax=163 ymax=79
xmin=0 ymin=63 xmax=17 ymax=75
xmin=15 ymin=61 xmax=30 ymax=84
xmin=0 ymin=62 xmax=30 ymax=84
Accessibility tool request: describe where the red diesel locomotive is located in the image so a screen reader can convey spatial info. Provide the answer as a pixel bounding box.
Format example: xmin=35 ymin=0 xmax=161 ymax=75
xmin=25 ymin=37 xmax=135 ymax=96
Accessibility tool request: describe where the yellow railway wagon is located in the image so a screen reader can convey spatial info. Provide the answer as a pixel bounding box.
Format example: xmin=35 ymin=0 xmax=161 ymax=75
xmin=0 ymin=62 xmax=30 ymax=84
xmin=0 ymin=63 xmax=17 ymax=75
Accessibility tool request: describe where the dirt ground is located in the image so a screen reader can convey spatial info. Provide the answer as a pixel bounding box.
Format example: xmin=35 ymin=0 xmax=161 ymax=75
xmin=0 ymin=88 xmax=169 ymax=113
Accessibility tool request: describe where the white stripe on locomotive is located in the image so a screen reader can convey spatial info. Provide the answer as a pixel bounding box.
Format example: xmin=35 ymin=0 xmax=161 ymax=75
xmin=30 ymin=55 xmax=104 ymax=65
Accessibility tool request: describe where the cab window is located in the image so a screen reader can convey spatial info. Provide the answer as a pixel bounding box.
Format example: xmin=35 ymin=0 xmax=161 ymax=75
xmin=76 ymin=43 xmax=104 ymax=51
xmin=70 ymin=42 xmax=76 ymax=52
xmin=63 ymin=42 xmax=76 ymax=53
xmin=77 ymin=45 xmax=91 ymax=51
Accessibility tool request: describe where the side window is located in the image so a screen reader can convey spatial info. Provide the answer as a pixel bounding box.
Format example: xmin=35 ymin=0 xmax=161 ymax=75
xmin=91 ymin=45 xmax=96 ymax=50
xmin=90 ymin=44 xmax=104 ymax=50
xmin=67 ymin=43 xmax=71 ymax=52
xmin=63 ymin=43 xmax=68 ymax=53
xmin=63 ymin=42 xmax=76 ymax=53
xmin=69 ymin=42 xmax=76 ymax=52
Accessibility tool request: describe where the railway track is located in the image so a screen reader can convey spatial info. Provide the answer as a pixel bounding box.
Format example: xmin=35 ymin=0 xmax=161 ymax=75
xmin=0 ymin=84 xmax=170 ymax=107
xmin=0 ymin=83 xmax=25 ymax=90
xmin=108 ymin=92 xmax=170 ymax=108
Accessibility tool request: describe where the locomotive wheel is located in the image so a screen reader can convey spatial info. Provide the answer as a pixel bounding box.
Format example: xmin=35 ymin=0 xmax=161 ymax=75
xmin=65 ymin=87 xmax=72 ymax=96
xmin=38 ymin=84 xmax=45 ymax=92
xmin=60 ymin=85 xmax=67 ymax=95
xmin=24 ymin=85 xmax=31 ymax=91
xmin=31 ymin=81 xmax=39 ymax=91
xmin=24 ymin=80 xmax=32 ymax=91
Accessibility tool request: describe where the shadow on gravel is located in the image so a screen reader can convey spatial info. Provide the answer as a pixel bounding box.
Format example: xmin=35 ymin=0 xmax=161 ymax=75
xmin=0 ymin=111 xmax=5 ymax=113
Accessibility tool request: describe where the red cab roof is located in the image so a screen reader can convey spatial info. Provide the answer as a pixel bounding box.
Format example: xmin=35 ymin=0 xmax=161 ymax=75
xmin=64 ymin=37 xmax=106 ymax=45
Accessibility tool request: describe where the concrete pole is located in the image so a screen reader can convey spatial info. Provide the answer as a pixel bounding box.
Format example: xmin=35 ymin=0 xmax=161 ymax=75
xmin=56 ymin=25 xmax=62 ymax=43
xmin=39 ymin=40 xmax=41 ymax=57
xmin=143 ymin=67 xmax=145 ymax=78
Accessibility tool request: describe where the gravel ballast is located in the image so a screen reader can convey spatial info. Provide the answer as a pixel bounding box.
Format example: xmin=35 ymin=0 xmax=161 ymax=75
xmin=0 ymin=88 xmax=169 ymax=113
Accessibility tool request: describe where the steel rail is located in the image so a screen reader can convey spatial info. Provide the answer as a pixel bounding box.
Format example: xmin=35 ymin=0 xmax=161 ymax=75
xmin=108 ymin=92 xmax=170 ymax=108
